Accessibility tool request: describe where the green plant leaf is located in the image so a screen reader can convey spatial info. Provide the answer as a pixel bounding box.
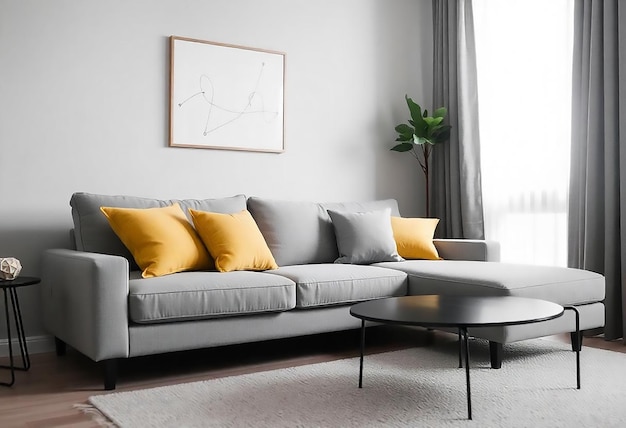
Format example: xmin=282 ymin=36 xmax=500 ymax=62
xmin=433 ymin=107 xmax=447 ymax=118
xmin=391 ymin=142 xmax=414 ymax=152
xmin=405 ymin=95 xmax=421 ymax=119
xmin=406 ymin=95 xmax=427 ymax=132
xmin=413 ymin=135 xmax=431 ymax=145
xmin=395 ymin=135 xmax=412 ymax=142
xmin=432 ymin=125 xmax=452 ymax=143
xmin=395 ymin=123 xmax=414 ymax=134
xmin=394 ymin=123 xmax=414 ymax=142
xmin=423 ymin=116 xmax=443 ymax=126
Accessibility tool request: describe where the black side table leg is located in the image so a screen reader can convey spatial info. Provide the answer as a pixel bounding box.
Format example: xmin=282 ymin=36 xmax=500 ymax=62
xmin=0 ymin=289 xmax=16 ymax=387
xmin=458 ymin=328 xmax=462 ymax=368
xmin=461 ymin=327 xmax=472 ymax=420
xmin=564 ymin=306 xmax=581 ymax=389
xmin=0 ymin=287 xmax=31 ymax=387
xmin=9 ymin=288 xmax=29 ymax=370
xmin=358 ymin=320 xmax=365 ymax=388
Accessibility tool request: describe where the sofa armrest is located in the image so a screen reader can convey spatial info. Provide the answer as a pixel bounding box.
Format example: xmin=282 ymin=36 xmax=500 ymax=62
xmin=41 ymin=249 xmax=130 ymax=361
xmin=433 ymin=239 xmax=501 ymax=262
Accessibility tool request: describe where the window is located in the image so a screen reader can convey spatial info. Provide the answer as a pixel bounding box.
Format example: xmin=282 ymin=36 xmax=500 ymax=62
xmin=473 ymin=0 xmax=574 ymax=266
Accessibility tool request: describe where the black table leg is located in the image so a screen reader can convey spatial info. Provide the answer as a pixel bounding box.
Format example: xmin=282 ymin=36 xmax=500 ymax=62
xmin=358 ymin=319 xmax=365 ymax=388
xmin=564 ymin=306 xmax=581 ymax=389
xmin=461 ymin=327 xmax=472 ymax=420
xmin=0 ymin=289 xmax=16 ymax=386
xmin=458 ymin=328 xmax=462 ymax=368
xmin=0 ymin=287 xmax=30 ymax=387
xmin=9 ymin=288 xmax=29 ymax=370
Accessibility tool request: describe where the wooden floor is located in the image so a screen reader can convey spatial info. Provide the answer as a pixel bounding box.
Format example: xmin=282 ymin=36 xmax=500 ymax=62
xmin=0 ymin=327 xmax=623 ymax=427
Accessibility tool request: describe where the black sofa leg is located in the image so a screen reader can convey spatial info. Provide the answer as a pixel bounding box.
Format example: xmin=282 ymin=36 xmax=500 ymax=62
xmin=489 ymin=341 xmax=503 ymax=369
xmin=54 ymin=337 xmax=66 ymax=356
xmin=570 ymin=331 xmax=583 ymax=352
xmin=103 ymin=359 xmax=118 ymax=391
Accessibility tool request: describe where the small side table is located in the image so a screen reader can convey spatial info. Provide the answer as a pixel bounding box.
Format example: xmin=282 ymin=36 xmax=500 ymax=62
xmin=0 ymin=276 xmax=40 ymax=386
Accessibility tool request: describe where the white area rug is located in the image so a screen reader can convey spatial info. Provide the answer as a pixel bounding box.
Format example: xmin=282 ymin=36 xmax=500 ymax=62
xmin=82 ymin=339 xmax=626 ymax=427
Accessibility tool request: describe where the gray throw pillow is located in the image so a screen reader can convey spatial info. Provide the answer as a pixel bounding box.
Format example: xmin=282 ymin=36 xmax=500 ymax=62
xmin=327 ymin=208 xmax=404 ymax=264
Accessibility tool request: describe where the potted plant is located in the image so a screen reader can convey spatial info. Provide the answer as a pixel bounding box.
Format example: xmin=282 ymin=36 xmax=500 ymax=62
xmin=391 ymin=95 xmax=451 ymax=216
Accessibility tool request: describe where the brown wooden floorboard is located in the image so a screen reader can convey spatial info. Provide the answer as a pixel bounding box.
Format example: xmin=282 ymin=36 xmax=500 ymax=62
xmin=0 ymin=326 xmax=623 ymax=427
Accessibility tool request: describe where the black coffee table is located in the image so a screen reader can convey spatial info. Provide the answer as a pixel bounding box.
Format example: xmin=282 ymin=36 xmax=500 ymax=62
xmin=350 ymin=295 xmax=580 ymax=420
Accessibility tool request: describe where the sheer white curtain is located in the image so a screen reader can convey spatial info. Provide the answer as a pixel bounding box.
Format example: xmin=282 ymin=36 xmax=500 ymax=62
xmin=473 ymin=0 xmax=574 ymax=266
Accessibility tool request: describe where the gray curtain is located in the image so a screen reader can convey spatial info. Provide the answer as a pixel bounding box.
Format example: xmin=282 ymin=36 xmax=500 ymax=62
xmin=568 ymin=0 xmax=626 ymax=342
xmin=431 ymin=0 xmax=484 ymax=239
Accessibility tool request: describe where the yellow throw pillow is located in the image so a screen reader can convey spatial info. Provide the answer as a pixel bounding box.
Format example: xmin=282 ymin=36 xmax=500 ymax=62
xmin=189 ymin=209 xmax=278 ymax=272
xmin=100 ymin=204 xmax=213 ymax=278
xmin=391 ymin=217 xmax=442 ymax=260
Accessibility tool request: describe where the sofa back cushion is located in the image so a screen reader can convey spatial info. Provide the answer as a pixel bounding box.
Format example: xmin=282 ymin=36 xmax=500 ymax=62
xmin=247 ymin=197 xmax=401 ymax=266
xmin=70 ymin=192 xmax=247 ymax=266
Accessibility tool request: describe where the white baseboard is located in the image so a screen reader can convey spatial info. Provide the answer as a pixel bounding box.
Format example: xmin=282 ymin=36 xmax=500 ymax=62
xmin=0 ymin=335 xmax=56 ymax=357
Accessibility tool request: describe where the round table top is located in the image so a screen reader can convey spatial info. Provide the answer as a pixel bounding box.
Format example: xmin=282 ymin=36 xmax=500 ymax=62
xmin=350 ymin=295 xmax=564 ymax=328
xmin=0 ymin=276 xmax=41 ymax=289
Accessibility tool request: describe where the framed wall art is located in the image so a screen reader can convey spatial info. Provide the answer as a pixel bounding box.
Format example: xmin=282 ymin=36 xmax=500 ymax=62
xmin=169 ymin=36 xmax=285 ymax=153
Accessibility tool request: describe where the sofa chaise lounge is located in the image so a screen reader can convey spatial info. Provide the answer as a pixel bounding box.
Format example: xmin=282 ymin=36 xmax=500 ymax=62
xmin=41 ymin=193 xmax=605 ymax=390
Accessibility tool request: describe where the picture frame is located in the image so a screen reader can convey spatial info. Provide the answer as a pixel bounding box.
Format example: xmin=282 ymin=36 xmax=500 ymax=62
xmin=169 ymin=36 xmax=285 ymax=153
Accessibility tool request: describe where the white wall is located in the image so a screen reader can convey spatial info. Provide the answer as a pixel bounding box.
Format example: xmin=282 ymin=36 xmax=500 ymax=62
xmin=0 ymin=0 xmax=433 ymax=350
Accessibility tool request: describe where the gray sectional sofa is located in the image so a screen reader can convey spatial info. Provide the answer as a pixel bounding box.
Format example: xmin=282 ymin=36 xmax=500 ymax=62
xmin=41 ymin=193 xmax=605 ymax=390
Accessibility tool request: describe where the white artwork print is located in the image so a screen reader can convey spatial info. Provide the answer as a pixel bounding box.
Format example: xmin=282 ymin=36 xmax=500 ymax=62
xmin=170 ymin=37 xmax=284 ymax=152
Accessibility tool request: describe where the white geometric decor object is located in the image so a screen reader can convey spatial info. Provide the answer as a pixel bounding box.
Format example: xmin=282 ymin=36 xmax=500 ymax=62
xmin=0 ymin=257 xmax=22 ymax=280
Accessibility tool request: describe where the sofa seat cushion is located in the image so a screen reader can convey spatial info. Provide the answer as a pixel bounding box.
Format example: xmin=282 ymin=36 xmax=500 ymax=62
xmin=128 ymin=271 xmax=296 ymax=324
xmin=374 ymin=260 xmax=605 ymax=305
xmin=267 ymin=264 xmax=407 ymax=308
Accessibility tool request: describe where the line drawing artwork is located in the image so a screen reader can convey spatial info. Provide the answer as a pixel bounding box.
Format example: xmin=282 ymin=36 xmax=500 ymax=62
xmin=169 ymin=37 xmax=285 ymax=153
xmin=177 ymin=62 xmax=279 ymax=137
